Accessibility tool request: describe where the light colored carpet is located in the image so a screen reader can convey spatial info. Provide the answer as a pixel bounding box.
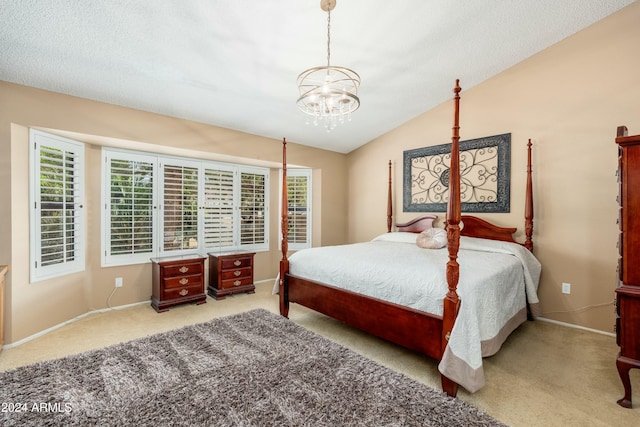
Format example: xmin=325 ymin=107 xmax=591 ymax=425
xmin=0 ymin=282 xmax=638 ymax=426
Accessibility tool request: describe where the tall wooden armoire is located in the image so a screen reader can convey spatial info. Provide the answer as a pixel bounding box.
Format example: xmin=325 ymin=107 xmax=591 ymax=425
xmin=615 ymin=125 xmax=640 ymax=408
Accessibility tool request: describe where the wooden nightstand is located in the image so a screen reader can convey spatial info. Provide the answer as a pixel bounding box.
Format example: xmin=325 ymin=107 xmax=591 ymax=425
xmin=151 ymin=254 xmax=207 ymax=313
xmin=208 ymin=251 xmax=255 ymax=300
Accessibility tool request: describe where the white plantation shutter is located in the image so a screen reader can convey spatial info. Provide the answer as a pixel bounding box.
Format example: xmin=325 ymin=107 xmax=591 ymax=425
xmin=30 ymin=130 xmax=85 ymax=282
xmin=287 ymin=174 xmax=310 ymax=245
xmin=103 ymin=152 xmax=156 ymax=266
xmin=161 ymin=160 xmax=200 ymax=253
xmin=202 ymin=166 xmax=235 ymax=250
xmin=283 ymin=169 xmax=312 ymax=250
xmin=100 ymin=148 xmax=271 ymax=265
xmin=240 ymin=169 xmax=268 ymax=249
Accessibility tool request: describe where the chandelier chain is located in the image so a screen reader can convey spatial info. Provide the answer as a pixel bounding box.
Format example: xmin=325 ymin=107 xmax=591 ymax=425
xmin=326 ymin=6 xmax=331 ymax=67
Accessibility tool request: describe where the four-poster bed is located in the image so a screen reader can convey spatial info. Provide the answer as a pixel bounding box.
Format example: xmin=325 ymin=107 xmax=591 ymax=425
xmin=278 ymin=80 xmax=539 ymax=396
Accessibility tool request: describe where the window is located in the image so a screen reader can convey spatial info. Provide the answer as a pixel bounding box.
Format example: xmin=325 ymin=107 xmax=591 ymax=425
xmin=201 ymin=165 xmax=235 ymax=250
xmin=103 ymin=151 xmax=156 ymax=266
xmin=240 ymin=169 xmax=268 ymax=249
xmin=161 ymin=159 xmax=200 ymax=253
xmin=102 ymin=148 xmax=269 ymax=266
xmin=282 ymin=168 xmax=312 ymax=250
xmin=30 ymin=130 xmax=85 ymax=282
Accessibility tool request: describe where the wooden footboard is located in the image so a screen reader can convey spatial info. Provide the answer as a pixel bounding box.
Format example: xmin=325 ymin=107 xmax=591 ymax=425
xmin=284 ymin=271 xmax=457 ymax=396
xmin=287 ymin=274 xmax=444 ymax=359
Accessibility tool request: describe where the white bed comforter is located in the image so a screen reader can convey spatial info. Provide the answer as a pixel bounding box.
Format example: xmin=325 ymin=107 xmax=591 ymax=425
xmin=279 ymin=232 xmax=541 ymax=393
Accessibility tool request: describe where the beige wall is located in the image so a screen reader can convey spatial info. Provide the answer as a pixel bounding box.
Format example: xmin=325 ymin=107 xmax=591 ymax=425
xmin=0 ymin=82 xmax=347 ymax=344
xmin=347 ymin=2 xmax=640 ymax=333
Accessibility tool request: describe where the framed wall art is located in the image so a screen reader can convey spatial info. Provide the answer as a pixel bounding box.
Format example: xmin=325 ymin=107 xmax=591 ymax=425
xmin=403 ymin=133 xmax=511 ymax=213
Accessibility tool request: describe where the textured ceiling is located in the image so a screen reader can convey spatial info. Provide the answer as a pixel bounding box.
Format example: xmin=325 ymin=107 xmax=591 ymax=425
xmin=0 ymin=0 xmax=634 ymax=153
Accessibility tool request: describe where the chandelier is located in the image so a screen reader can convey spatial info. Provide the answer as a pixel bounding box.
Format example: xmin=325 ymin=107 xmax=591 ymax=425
xmin=296 ymin=0 xmax=361 ymax=131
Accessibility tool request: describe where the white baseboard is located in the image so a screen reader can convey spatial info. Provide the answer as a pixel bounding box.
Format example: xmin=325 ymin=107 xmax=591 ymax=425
xmin=3 ymin=300 xmax=150 ymax=350
xmin=3 ymin=280 xmax=278 ymax=350
xmin=535 ymin=316 xmax=616 ymax=337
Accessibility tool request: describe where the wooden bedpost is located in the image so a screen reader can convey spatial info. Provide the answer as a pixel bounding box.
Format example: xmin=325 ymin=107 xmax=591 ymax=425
xmin=387 ymin=160 xmax=393 ymax=232
xmin=279 ymin=138 xmax=290 ymax=318
xmin=524 ymin=139 xmax=534 ymax=252
xmin=442 ymin=80 xmax=462 ymax=397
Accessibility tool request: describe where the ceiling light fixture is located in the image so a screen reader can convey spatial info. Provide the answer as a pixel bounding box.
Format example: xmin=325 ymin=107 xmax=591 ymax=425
xmin=296 ymin=0 xmax=361 ymax=132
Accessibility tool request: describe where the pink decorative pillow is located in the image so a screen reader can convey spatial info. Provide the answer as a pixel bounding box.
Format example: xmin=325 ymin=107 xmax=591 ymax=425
xmin=416 ymin=228 xmax=447 ymax=249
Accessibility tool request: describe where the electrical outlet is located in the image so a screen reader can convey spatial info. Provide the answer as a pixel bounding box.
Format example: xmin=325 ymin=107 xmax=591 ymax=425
xmin=562 ymin=282 xmax=571 ymax=294
xmin=115 ymin=277 xmax=123 ymax=288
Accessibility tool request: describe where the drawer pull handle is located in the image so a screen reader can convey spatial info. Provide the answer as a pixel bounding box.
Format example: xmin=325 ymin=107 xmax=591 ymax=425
xmin=179 ymin=278 xmax=189 ymax=285
xmin=179 ymin=266 xmax=189 ymax=273
xmin=234 ymin=270 xmax=241 ymax=277
xmin=179 ymin=289 xmax=189 ymax=296
xmin=234 ymin=260 xmax=241 ymax=266
xmin=234 ymin=280 xmax=241 ymax=286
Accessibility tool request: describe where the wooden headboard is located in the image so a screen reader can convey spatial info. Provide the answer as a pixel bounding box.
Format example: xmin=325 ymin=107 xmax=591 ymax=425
xmin=460 ymin=215 xmax=518 ymax=243
xmin=396 ymin=215 xmax=437 ymax=233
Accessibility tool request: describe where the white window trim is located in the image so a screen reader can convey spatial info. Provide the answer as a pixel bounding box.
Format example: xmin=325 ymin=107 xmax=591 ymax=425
xmin=29 ymin=130 xmax=85 ymax=282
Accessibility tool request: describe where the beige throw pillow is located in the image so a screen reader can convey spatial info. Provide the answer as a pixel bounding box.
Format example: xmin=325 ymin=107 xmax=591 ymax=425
xmin=416 ymin=228 xmax=447 ymax=249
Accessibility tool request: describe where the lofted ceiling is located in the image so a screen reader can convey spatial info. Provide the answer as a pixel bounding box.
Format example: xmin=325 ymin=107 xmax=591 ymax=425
xmin=0 ymin=0 xmax=634 ymax=153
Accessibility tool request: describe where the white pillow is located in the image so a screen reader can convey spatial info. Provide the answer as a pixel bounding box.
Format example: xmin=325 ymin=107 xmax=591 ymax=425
xmin=416 ymin=228 xmax=447 ymax=249
xmin=371 ymin=232 xmax=418 ymax=244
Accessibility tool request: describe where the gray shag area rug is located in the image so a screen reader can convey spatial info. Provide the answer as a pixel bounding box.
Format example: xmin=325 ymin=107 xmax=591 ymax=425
xmin=0 ymin=309 xmax=506 ymax=426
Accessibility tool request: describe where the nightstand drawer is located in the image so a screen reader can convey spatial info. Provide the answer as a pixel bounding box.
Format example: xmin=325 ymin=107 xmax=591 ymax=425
xmin=163 ymin=283 xmax=202 ymax=300
xmin=220 ymin=257 xmax=252 ymax=270
xmin=221 ymin=277 xmax=254 ymax=289
xmin=221 ymin=267 xmax=252 ymax=281
xmin=164 ymin=274 xmax=202 ymax=289
xmin=162 ymin=262 xmax=203 ymax=278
